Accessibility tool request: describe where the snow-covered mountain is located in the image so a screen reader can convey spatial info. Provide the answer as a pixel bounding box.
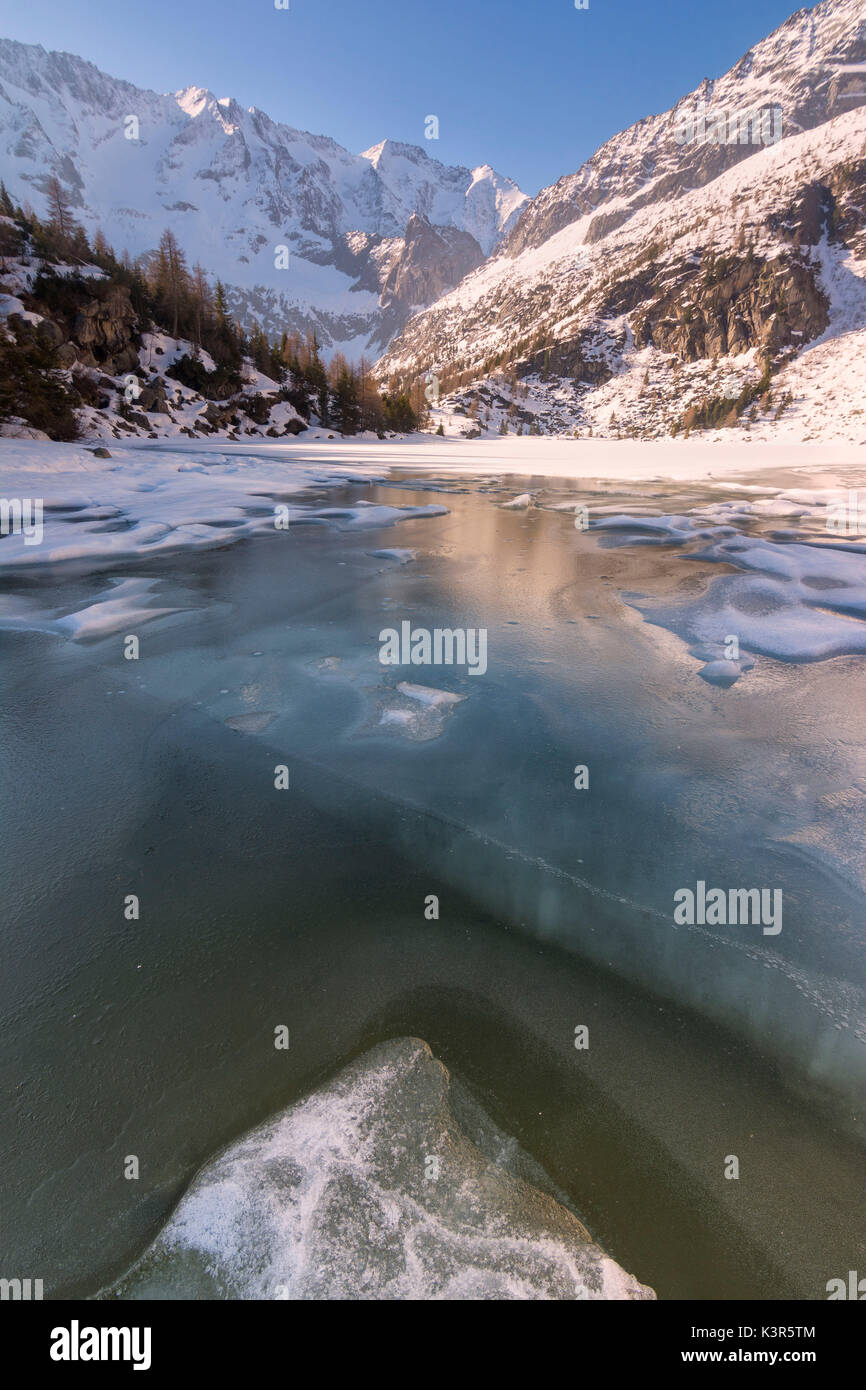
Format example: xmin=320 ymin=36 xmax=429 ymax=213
xmin=509 ymin=0 xmax=866 ymax=257
xmin=378 ymin=0 xmax=866 ymax=442
xmin=0 ymin=38 xmax=527 ymax=354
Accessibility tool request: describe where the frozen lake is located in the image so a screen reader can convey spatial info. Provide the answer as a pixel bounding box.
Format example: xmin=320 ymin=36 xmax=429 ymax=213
xmin=1 ymin=439 xmax=865 ymax=1299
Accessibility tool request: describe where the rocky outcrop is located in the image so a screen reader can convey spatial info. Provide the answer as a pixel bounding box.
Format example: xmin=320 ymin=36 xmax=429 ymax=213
xmin=72 ymin=284 xmax=139 ymax=373
xmin=7 ymin=279 xmax=140 ymax=376
xmin=135 ymin=380 xmax=171 ymax=415
xmin=381 ymin=213 xmax=485 ymax=310
xmin=191 ymin=393 xmax=305 ymax=436
xmin=515 ymin=326 xmax=625 ymax=385
xmin=768 ymin=161 xmax=866 ymax=259
xmin=633 ymin=250 xmax=830 ymax=364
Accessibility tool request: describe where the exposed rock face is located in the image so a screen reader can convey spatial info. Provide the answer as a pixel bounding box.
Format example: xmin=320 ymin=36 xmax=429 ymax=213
xmin=8 ymin=278 xmax=141 ymax=374
xmin=381 ymin=213 xmax=485 ymax=311
xmin=365 ymin=213 xmax=487 ymax=350
xmin=632 ymin=251 xmax=830 ymax=364
xmin=244 ymin=392 xmax=271 ymax=425
xmin=71 ymin=284 xmax=139 ymax=372
xmin=55 ymin=341 xmax=78 ymax=368
xmin=190 ymin=392 xmax=302 ymax=436
xmin=627 ymin=163 xmax=866 ymax=368
xmin=110 ymin=1038 xmax=656 ymax=1301
xmin=201 ymin=399 xmax=243 ymax=430
xmin=136 ymin=381 xmax=171 ymax=414
xmin=515 ymin=326 xmax=625 ymax=386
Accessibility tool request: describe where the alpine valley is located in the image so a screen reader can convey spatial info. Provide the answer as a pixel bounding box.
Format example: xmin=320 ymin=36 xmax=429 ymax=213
xmin=1 ymin=0 xmax=865 ymax=441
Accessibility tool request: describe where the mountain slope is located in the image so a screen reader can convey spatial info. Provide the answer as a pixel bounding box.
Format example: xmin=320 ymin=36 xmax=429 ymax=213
xmin=0 ymin=38 xmax=527 ymax=353
xmin=508 ymin=0 xmax=865 ymax=257
xmin=378 ymin=0 xmax=866 ymax=442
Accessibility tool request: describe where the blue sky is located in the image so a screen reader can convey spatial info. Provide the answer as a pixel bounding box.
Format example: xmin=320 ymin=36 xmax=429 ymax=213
xmin=0 ymin=0 xmax=803 ymax=194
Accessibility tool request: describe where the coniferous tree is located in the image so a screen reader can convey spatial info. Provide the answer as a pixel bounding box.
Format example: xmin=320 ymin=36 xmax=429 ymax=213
xmin=301 ymin=331 xmax=328 ymax=425
xmin=152 ymin=229 xmax=189 ymax=340
xmin=329 ymin=353 xmax=361 ymax=435
xmin=92 ymin=228 xmax=112 ymax=265
xmin=45 ymin=176 xmax=75 ymax=248
xmin=190 ymin=263 xmax=213 ymax=349
xmin=357 ymin=355 xmax=385 ymax=434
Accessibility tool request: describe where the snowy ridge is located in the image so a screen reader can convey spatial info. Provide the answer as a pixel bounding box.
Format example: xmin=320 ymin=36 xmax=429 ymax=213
xmin=378 ymin=0 xmax=866 ymax=443
xmin=0 ymin=38 xmax=527 ymax=354
xmin=506 ymin=0 xmax=866 ymax=257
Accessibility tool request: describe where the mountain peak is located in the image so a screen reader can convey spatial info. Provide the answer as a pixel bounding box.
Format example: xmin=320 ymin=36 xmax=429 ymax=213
xmin=360 ymin=138 xmax=438 ymax=171
xmin=175 ymin=86 xmax=212 ymax=117
xmin=0 ymin=38 xmax=526 ymax=354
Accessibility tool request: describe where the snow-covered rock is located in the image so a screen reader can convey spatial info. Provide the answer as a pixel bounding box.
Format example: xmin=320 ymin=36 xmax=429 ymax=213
xmin=109 ymin=1037 xmax=655 ymax=1300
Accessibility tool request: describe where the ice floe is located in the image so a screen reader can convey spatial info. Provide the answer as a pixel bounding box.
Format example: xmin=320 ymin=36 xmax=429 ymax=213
xmin=368 ymin=681 xmax=467 ymax=742
xmin=591 ymin=491 xmax=866 ymax=683
xmin=0 ymin=440 xmax=449 ymax=576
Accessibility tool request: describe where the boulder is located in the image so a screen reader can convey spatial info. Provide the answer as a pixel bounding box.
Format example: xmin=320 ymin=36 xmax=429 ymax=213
xmin=245 ymin=393 xmax=271 ymax=424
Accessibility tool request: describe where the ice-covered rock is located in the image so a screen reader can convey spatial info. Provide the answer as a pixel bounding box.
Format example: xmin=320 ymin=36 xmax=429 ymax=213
xmin=110 ymin=1038 xmax=654 ymax=1301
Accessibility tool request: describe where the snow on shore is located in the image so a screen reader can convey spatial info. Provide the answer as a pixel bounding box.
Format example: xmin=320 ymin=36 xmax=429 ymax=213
xmin=3 ymin=437 xmax=866 ymax=660
xmin=3 ymin=433 xmax=866 ymax=530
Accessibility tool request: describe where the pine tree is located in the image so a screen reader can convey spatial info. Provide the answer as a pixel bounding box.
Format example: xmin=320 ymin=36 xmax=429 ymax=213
xmin=214 ymin=279 xmax=229 ymax=327
xmin=210 ymin=280 xmax=241 ymax=374
xmin=0 ymin=216 xmax=20 ymax=267
xmin=356 ymin=354 xmax=385 ymax=434
xmin=302 ymin=331 xmax=328 ymax=425
xmin=92 ymin=228 xmax=111 ymax=264
xmin=268 ymin=340 xmax=286 ymax=384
